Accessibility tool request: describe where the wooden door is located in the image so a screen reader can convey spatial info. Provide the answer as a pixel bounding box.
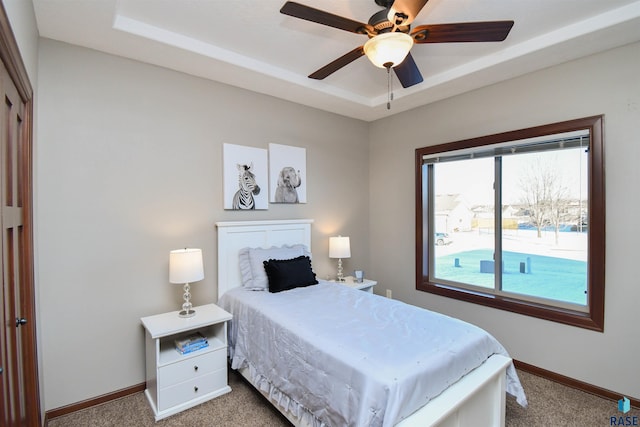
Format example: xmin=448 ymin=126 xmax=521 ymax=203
xmin=0 ymin=6 xmax=39 ymax=426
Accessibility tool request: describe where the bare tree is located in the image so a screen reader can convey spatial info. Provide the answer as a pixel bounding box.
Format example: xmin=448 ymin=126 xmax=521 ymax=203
xmin=519 ymin=156 xmax=570 ymax=243
xmin=519 ymin=157 xmax=552 ymax=238
xmin=548 ymin=178 xmax=571 ymax=244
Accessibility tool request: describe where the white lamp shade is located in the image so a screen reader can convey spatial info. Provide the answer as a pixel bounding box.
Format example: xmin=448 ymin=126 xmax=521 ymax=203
xmin=329 ymin=236 xmax=351 ymax=259
xmin=169 ymin=248 xmax=204 ymax=284
xmin=363 ymin=32 xmax=414 ymax=68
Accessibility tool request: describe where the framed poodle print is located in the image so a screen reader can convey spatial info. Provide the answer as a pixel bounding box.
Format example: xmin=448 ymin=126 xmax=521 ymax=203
xmin=223 ymin=143 xmax=268 ymax=210
xmin=269 ymin=143 xmax=307 ymax=204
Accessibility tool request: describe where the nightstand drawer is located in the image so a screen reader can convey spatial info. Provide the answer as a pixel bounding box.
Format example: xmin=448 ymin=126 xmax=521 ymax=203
xmin=158 ymin=348 xmax=226 ymax=389
xmin=158 ymin=368 xmax=227 ymax=411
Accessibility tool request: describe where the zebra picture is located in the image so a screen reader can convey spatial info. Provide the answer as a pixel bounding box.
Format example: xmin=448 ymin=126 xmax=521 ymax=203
xmin=232 ymin=163 xmax=261 ymax=210
xmin=223 ymin=143 xmax=268 ymax=210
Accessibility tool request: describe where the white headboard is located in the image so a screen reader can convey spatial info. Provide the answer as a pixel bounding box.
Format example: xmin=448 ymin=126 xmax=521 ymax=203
xmin=215 ymin=219 xmax=313 ymax=298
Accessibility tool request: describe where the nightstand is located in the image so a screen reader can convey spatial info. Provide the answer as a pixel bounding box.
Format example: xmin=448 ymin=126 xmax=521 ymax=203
xmin=141 ymin=303 xmax=232 ymax=421
xmin=336 ymin=276 xmax=377 ymax=293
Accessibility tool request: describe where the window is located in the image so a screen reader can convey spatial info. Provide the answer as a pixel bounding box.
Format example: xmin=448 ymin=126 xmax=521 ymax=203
xmin=415 ymin=116 xmax=605 ymax=331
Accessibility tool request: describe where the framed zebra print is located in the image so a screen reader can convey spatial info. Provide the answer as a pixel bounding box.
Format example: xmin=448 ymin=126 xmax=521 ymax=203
xmin=223 ymin=144 xmax=268 ymax=210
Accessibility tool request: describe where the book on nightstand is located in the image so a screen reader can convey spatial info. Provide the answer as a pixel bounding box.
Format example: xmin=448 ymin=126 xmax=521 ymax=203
xmin=175 ymin=332 xmax=209 ymax=354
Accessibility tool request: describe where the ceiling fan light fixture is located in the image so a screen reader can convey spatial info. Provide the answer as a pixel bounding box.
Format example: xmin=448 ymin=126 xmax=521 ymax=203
xmin=363 ymin=32 xmax=413 ymax=68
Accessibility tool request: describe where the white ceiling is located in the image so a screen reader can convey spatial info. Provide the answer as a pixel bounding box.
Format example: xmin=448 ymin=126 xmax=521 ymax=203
xmin=32 ymin=0 xmax=640 ymax=122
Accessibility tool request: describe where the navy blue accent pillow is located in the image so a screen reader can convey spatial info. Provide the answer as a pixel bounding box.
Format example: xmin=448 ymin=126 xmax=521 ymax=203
xmin=263 ymin=255 xmax=318 ymax=293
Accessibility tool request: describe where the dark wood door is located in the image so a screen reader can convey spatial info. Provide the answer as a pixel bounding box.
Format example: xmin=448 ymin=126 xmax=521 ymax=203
xmin=0 ymin=6 xmax=39 ymax=426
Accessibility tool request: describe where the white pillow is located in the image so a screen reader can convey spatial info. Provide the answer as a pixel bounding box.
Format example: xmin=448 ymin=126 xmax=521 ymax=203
xmin=238 ymin=244 xmax=311 ymax=291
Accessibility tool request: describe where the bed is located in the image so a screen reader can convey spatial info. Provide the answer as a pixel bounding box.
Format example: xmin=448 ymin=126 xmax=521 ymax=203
xmin=216 ymin=219 xmax=527 ymax=427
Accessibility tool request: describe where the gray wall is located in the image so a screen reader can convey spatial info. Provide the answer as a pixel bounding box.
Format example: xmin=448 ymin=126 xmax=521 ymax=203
xmin=369 ymin=41 xmax=640 ymax=400
xmin=36 ymin=39 xmax=370 ymax=410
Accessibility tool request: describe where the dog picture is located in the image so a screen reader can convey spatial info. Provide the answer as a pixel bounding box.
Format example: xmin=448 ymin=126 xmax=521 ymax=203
xmin=275 ymin=166 xmax=301 ymax=203
xmin=269 ymin=143 xmax=306 ymax=204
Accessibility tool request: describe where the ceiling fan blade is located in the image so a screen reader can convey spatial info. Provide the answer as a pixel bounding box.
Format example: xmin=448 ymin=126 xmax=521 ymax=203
xmin=280 ymin=2 xmax=372 ymax=35
xmin=393 ymin=53 xmax=423 ymax=88
xmin=388 ymin=0 xmax=429 ymax=26
xmin=411 ymin=21 xmax=514 ymax=43
xmin=309 ymin=46 xmax=365 ymax=80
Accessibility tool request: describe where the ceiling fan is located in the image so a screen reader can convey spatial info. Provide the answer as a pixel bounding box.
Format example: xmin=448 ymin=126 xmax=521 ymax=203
xmin=280 ymin=0 xmax=514 ymax=89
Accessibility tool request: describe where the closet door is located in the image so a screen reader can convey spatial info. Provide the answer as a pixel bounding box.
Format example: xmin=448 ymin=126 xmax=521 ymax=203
xmin=0 ymin=6 xmax=38 ymax=426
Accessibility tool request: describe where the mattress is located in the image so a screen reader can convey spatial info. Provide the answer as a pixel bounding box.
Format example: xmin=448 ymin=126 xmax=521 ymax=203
xmin=218 ymin=281 xmax=526 ymax=426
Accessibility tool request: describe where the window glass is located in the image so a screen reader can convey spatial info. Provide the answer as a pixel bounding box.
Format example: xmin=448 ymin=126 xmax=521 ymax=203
xmin=432 ymin=158 xmax=495 ymax=290
xmin=501 ymin=149 xmax=588 ymax=306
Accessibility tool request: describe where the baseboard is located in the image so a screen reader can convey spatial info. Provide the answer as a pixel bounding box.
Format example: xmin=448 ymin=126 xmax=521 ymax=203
xmin=514 ymin=359 xmax=639 ymax=408
xmin=44 ymin=382 xmax=145 ymax=422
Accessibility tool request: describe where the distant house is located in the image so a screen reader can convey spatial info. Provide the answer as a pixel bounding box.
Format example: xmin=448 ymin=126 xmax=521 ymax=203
xmin=435 ymin=194 xmax=474 ymax=232
xmin=469 ymin=204 xmax=521 ymax=230
xmin=502 ymin=205 xmax=520 ymax=229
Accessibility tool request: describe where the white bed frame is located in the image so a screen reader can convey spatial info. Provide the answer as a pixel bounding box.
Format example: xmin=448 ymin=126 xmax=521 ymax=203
xmin=216 ymin=219 xmax=510 ymax=427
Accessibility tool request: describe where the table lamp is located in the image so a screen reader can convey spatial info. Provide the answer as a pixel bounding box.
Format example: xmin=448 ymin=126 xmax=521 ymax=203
xmin=169 ymin=248 xmax=204 ymax=318
xmin=329 ymin=236 xmax=350 ymax=282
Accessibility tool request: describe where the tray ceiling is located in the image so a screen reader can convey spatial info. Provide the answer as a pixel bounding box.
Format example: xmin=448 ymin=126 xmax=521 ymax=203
xmin=33 ymin=0 xmax=640 ymax=121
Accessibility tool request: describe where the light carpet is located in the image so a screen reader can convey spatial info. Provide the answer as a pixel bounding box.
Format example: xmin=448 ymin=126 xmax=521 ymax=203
xmin=48 ymin=369 xmax=639 ymax=426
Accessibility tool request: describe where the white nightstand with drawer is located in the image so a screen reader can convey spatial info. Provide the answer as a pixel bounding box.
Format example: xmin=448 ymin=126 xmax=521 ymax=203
xmin=141 ymin=303 xmax=232 ymax=421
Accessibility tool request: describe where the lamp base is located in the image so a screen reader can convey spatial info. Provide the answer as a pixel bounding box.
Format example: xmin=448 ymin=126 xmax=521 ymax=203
xmin=178 ymin=282 xmax=195 ymax=318
xmin=178 ymin=309 xmax=196 ymax=318
xmin=336 ymin=258 xmax=345 ymax=282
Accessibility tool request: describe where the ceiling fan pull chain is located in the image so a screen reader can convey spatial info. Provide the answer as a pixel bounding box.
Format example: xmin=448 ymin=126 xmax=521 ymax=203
xmin=387 ymin=66 xmax=392 ymax=110
xmin=390 ymin=72 xmax=394 ymax=102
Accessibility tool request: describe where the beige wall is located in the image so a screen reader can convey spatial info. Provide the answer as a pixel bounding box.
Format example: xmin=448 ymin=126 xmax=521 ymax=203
xmin=6 ymin=0 xmax=640 ymax=413
xmin=36 ymin=39 xmax=370 ymax=410
xmin=369 ymin=41 xmax=640 ymax=400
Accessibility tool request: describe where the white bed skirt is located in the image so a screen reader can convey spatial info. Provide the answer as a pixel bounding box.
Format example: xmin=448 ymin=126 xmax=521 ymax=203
xmin=237 ymin=353 xmax=511 ymax=427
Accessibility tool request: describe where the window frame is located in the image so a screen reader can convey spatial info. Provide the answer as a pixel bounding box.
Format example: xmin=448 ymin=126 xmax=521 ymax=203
xmin=415 ymin=116 xmax=605 ymax=331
